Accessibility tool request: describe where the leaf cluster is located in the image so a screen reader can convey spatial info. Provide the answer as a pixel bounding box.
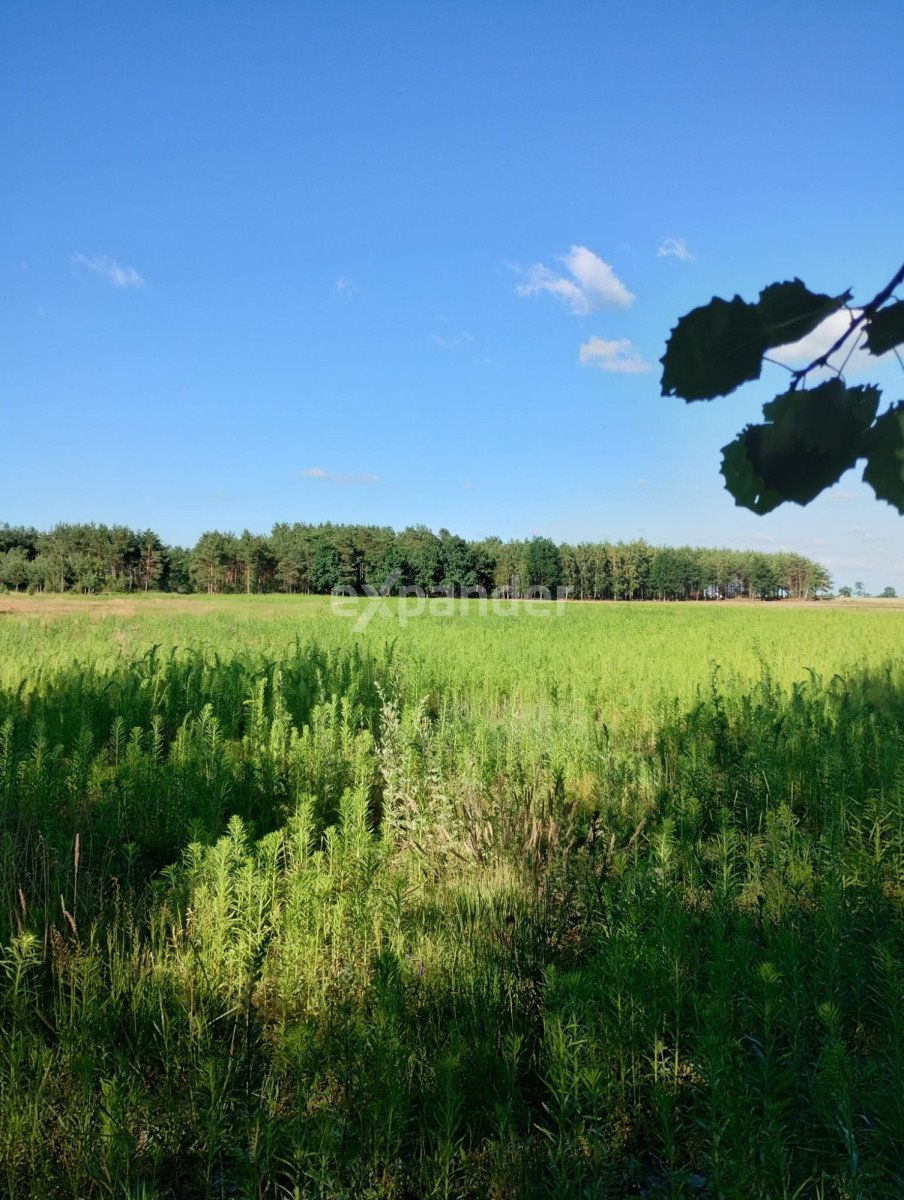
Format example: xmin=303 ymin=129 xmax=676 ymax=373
xmin=661 ymin=269 xmax=904 ymax=513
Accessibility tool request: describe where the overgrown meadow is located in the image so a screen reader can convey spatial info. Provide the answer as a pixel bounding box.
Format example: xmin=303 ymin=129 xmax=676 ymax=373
xmin=2 ymin=595 xmax=904 ymax=1199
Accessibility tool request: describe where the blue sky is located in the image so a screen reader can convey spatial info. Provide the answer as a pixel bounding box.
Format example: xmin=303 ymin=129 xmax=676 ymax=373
xmin=3 ymin=1 xmax=903 ymax=591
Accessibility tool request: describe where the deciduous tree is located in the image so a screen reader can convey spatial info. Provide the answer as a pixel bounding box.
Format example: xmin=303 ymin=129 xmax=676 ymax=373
xmin=661 ymin=264 xmax=904 ymax=513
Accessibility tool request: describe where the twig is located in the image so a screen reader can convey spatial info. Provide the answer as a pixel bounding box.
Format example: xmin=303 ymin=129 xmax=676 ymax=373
xmin=763 ymin=355 xmax=794 ymax=374
xmin=789 ymin=260 xmax=904 ymax=391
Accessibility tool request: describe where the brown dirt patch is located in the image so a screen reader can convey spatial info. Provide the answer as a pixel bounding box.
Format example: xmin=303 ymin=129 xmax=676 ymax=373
xmin=0 ymin=594 xmax=217 ymax=618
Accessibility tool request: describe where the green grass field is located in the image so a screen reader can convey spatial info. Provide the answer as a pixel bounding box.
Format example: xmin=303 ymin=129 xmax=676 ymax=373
xmin=2 ymin=595 xmax=904 ymax=1198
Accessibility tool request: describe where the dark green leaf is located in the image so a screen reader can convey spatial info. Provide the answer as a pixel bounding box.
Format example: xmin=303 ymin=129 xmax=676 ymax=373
xmin=722 ymin=381 xmax=881 ymax=512
xmin=759 ymin=380 xmax=880 ymax=453
xmin=661 ymin=295 xmax=766 ymax=401
xmin=758 ymin=279 xmax=850 ymax=349
xmin=720 ymin=436 xmax=784 ymax=514
xmin=864 ymin=301 xmax=904 ymax=357
xmin=862 ymin=401 xmax=904 ymax=513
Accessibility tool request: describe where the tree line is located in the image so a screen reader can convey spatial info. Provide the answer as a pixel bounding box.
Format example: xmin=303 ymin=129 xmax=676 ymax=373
xmin=0 ymin=521 xmax=831 ymax=600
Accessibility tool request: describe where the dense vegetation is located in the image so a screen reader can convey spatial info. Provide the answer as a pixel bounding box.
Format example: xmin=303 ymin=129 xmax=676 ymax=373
xmin=0 ymin=521 xmax=830 ymax=600
xmin=2 ymin=596 xmax=904 ymax=1197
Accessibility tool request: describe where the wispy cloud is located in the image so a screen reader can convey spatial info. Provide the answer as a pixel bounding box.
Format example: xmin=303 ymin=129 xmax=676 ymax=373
xmin=334 ymin=277 xmax=357 ymax=296
xmin=432 ymin=329 xmax=473 ymax=350
xmin=657 ymin=237 xmax=694 ymax=261
xmin=73 ymin=253 xmax=145 ymax=289
xmin=819 ymin=554 xmax=875 ymax=571
xmin=579 ymin=335 xmax=650 ymax=374
xmin=843 ymin=525 xmax=904 ymax=544
xmin=516 ymin=245 xmax=634 ymax=313
xmin=301 ymin=467 xmax=381 ymax=485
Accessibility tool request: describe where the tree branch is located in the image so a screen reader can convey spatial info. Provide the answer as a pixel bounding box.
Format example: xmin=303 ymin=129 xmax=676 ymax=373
xmin=789 ymin=260 xmax=904 ymax=390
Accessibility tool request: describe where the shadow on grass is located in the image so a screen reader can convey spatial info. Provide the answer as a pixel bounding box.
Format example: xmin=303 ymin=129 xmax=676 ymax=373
xmin=1 ymin=656 xmax=904 ymax=1196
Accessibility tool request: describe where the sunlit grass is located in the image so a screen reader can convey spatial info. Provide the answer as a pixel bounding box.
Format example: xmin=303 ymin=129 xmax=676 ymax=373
xmin=1 ymin=596 xmax=903 ymax=1197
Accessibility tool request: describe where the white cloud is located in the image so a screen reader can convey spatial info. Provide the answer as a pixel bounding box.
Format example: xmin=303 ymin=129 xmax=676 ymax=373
xmin=843 ymin=525 xmax=904 ymax=544
xmin=334 ymin=277 xmax=356 ymax=296
xmin=432 ymin=329 xmax=473 ymax=350
xmin=769 ymin=308 xmax=891 ymax=376
xmin=73 ymin=253 xmax=145 ymax=289
xmin=579 ymin=335 xmax=651 ymax=374
xmin=301 ymin=467 xmax=381 ymax=485
xmin=516 ymin=245 xmax=634 ymax=313
xmin=657 ymin=237 xmax=694 ymax=261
